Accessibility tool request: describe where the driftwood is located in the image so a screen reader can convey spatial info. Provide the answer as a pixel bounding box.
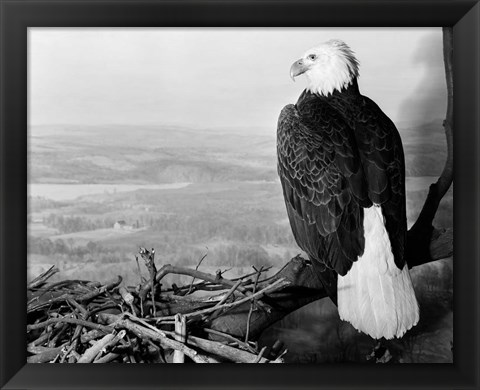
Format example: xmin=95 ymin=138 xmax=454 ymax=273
xmin=26 ymin=29 xmax=453 ymax=363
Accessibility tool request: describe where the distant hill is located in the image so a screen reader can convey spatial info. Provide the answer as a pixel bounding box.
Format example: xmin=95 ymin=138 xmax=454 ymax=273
xmin=29 ymin=124 xmax=277 ymax=184
xmin=29 ymin=121 xmax=448 ymax=184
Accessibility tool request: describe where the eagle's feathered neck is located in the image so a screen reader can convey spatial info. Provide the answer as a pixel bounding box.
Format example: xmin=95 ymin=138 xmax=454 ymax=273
xmin=322 ymin=78 xmax=363 ymax=113
xmin=319 ymin=78 xmax=360 ymax=101
xmin=297 ymin=78 xmax=362 ymax=111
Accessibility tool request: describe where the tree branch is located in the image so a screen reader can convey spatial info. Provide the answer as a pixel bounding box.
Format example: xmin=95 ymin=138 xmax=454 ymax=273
xmin=208 ymin=226 xmax=452 ymax=340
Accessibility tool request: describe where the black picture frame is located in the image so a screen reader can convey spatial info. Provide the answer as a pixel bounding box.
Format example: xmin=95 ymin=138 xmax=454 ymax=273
xmin=1 ymin=0 xmax=479 ymax=389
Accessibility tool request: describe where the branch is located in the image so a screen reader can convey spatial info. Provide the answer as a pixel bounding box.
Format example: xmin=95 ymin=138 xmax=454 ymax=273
xmin=181 ymin=332 xmax=281 ymax=363
xmin=153 ymin=278 xmax=289 ymax=322
xmin=139 ymin=263 xmax=256 ymax=302
xmin=28 ymin=266 xmax=59 ymax=290
xmin=27 ymin=316 xmax=114 ymax=334
xmin=208 ymin=226 xmax=452 ymax=340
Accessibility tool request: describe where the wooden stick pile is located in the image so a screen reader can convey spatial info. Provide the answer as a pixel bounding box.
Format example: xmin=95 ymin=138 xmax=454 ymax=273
xmin=27 ymin=248 xmax=289 ymax=363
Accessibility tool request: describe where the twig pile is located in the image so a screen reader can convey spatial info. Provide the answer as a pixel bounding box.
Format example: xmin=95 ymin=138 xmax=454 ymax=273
xmin=27 ymin=248 xmax=289 ymax=363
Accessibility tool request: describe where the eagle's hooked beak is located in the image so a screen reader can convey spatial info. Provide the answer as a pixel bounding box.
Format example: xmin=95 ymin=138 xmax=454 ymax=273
xmin=290 ymin=59 xmax=308 ymax=82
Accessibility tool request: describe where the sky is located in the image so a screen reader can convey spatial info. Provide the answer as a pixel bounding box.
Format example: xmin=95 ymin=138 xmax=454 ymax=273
xmin=28 ymin=28 xmax=446 ymax=132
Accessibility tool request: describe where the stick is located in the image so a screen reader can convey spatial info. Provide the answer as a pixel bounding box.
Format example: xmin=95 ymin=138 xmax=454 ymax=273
xmin=212 ymin=280 xmax=243 ymax=308
xmin=119 ymin=286 xmax=137 ymax=315
xmin=27 ymin=316 xmax=113 ymax=333
xmin=179 ymin=334 xmax=272 ymax=363
xmin=160 ymin=266 xmax=271 ymax=295
xmin=135 ymin=255 xmax=146 ymax=284
xmin=80 ymin=329 xmax=108 ymax=344
xmin=60 ymin=342 xmax=77 ymax=364
xmin=28 ymin=276 xmax=123 ymax=313
xmin=154 ymin=278 xmax=288 ymax=322
xmin=112 ymin=318 xmax=212 ymax=363
xmin=66 ymin=298 xmax=88 ymax=317
xmin=187 ymin=250 xmax=208 ymax=295
xmin=78 ymin=333 xmax=116 ymax=363
xmin=28 ymin=266 xmax=59 ymax=290
xmin=173 ymin=314 xmax=187 ymax=363
xmin=94 ymin=352 xmax=121 ymax=363
xmin=66 ymin=305 xmax=93 ymax=362
xmin=140 ymin=264 xmax=256 ymax=301
xmin=139 ymin=248 xmax=157 ymax=316
xmin=27 ymin=345 xmax=61 ymax=355
xmin=202 ymin=328 xmax=256 ymax=353
xmin=245 ymin=266 xmax=263 ymax=342
xmin=91 ymin=330 xmax=127 ymax=363
xmin=27 ymin=343 xmax=67 ymax=363
xmin=208 ymin=279 xmax=243 ymax=320
xmin=29 ymin=331 xmax=52 ymax=347
xmin=253 ymin=346 xmax=267 ymax=363
xmin=47 ymin=323 xmax=69 ymax=348
xmin=77 ymin=276 xmax=122 ymax=302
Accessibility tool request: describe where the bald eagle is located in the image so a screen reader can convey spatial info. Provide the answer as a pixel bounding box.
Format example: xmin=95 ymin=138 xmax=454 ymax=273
xmin=277 ymin=40 xmax=419 ymax=339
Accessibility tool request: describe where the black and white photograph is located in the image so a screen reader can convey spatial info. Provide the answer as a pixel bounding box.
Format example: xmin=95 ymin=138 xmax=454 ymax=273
xmin=26 ymin=27 xmax=453 ymax=364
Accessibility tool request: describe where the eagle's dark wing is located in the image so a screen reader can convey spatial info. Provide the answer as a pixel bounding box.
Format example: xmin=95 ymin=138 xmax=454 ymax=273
xmin=277 ymin=96 xmax=371 ymax=276
xmin=352 ymin=96 xmax=407 ymax=269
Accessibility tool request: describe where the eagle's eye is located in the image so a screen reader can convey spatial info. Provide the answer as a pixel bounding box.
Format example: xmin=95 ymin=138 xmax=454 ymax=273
xmin=307 ymin=54 xmax=317 ymax=61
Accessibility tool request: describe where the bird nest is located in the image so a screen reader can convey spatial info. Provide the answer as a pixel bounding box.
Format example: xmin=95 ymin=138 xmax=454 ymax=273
xmin=27 ymin=248 xmax=288 ymax=363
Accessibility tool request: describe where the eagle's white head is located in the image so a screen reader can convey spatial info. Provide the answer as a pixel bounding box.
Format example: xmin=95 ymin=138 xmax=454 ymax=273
xmin=290 ymin=39 xmax=359 ymax=96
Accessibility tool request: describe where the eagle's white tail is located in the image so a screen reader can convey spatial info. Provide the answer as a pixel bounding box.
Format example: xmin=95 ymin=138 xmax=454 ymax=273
xmin=337 ymin=206 xmax=419 ymax=339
